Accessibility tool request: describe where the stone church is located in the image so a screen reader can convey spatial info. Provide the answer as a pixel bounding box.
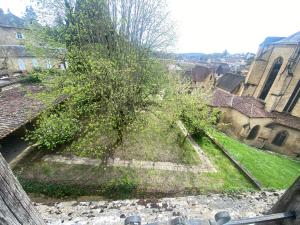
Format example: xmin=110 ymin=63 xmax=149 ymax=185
xmin=212 ymin=31 xmax=300 ymax=157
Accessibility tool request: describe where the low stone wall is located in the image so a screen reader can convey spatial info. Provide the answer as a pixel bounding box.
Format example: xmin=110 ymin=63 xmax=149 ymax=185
xmin=42 ymin=154 xmax=216 ymax=174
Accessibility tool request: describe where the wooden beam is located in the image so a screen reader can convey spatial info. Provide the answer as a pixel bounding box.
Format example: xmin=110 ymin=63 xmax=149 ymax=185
xmin=0 ymin=153 xmax=45 ymax=224
xmin=261 ymin=176 xmax=300 ymax=225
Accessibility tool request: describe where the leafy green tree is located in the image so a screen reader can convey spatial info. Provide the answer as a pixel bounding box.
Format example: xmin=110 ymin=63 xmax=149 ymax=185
xmin=23 ymin=6 xmax=38 ymax=25
xmin=27 ymin=46 xmax=167 ymax=161
xmin=157 ymin=72 xmax=221 ymax=138
xmin=26 ymin=0 xmax=218 ymax=162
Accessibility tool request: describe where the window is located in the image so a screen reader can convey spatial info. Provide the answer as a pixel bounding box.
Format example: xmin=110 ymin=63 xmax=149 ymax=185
xmin=246 ymin=125 xmax=260 ymax=140
xmin=16 ymin=32 xmax=24 ymax=39
xmin=18 ymin=58 xmax=26 ymax=71
xmin=259 ymin=57 xmax=283 ymax=100
xmin=283 ymin=80 xmax=300 ymax=113
xmin=272 ymin=130 xmax=288 ymax=146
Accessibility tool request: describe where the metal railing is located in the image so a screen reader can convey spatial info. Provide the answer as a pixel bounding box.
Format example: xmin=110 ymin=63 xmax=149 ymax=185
xmin=124 ymin=210 xmax=298 ymax=225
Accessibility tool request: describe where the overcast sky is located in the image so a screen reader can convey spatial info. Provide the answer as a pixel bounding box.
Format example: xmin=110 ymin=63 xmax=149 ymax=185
xmin=1 ymin=0 xmax=300 ymax=54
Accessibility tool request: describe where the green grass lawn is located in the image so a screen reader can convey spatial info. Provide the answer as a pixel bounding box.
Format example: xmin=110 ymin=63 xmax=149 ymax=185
xmin=193 ymin=135 xmax=254 ymax=191
xmin=208 ymin=131 xmax=300 ymax=189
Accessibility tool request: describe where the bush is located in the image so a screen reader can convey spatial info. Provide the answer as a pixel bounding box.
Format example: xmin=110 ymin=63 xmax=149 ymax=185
xmin=21 ymin=72 xmax=42 ymax=83
xmin=26 ymin=112 xmax=79 ymax=150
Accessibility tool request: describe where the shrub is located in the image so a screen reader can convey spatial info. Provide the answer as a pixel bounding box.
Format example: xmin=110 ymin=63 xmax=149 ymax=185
xmin=26 ymin=112 xmax=79 ymax=150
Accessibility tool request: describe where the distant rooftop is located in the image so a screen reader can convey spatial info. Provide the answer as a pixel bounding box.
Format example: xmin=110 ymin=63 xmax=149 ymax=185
xmin=216 ymin=73 xmax=245 ymax=93
xmin=0 ymin=8 xmax=25 ymax=28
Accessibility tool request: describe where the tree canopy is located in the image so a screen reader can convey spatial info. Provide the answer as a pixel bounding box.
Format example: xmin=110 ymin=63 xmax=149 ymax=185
xmin=26 ymin=0 xmax=219 ymax=161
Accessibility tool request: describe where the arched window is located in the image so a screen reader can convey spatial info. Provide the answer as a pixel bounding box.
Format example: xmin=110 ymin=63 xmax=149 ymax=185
xmin=272 ymin=130 xmax=288 ymax=146
xmin=247 ymin=125 xmax=260 ymax=140
xmin=259 ymin=57 xmax=283 ymax=100
xmin=284 ymin=80 xmax=300 ymax=113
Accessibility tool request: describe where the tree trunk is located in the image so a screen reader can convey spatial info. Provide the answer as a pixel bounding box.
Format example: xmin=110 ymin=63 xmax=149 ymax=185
xmin=0 ymin=153 xmax=45 ymax=225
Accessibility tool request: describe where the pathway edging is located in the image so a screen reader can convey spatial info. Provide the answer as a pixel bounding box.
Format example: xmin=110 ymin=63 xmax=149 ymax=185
xmin=43 ymin=154 xmax=216 ymax=174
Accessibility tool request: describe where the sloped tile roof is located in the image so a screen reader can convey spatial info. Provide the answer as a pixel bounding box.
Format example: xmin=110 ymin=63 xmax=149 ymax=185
xmin=271 ymin=111 xmax=300 ymax=131
xmin=211 ymin=89 xmax=274 ymax=118
xmin=0 ymin=84 xmax=44 ymax=139
xmin=216 ymin=73 xmax=245 ymax=93
xmin=211 ymin=89 xmax=300 ymax=130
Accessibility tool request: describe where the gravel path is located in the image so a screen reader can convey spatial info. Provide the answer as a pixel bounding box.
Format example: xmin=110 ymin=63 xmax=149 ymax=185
xmin=36 ymin=191 xmax=284 ymax=225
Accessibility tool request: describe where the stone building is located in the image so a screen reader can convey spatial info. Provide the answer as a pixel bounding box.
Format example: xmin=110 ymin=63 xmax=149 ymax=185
xmin=0 ymin=9 xmax=58 ymax=78
xmin=191 ymin=65 xmax=215 ymax=89
xmin=212 ymin=31 xmax=300 ymax=157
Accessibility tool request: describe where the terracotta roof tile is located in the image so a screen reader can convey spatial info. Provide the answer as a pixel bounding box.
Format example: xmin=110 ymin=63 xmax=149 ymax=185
xmin=0 ymin=84 xmax=44 ymax=139
xmin=271 ymin=111 xmax=300 ymax=131
xmin=211 ymin=89 xmax=274 ymax=118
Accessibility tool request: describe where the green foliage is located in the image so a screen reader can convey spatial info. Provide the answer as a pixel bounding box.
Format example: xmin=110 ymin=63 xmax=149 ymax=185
xmin=157 ymin=73 xmax=221 ymax=136
xmin=20 ymin=72 xmax=42 ymax=84
xmin=27 ymin=112 xmax=80 ymax=150
xmin=27 ymin=46 xmax=166 ymax=159
xmin=103 ymin=174 xmax=138 ymax=199
xmin=19 ymin=178 xmax=89 ymax=198
xmin=179 ymin=90 xmax=221 ymax=136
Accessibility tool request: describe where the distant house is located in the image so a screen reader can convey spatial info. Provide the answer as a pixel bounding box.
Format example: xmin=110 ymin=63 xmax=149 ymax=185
xmin=167 ymin=63 xmax=182 ymax=72
xmin=216 ymin=73 xmax=245 ymax=94
xmin=191 ymin=65 xmax=215 ymax=89
xmin=0 ymin=9 xmax=61 ymax=78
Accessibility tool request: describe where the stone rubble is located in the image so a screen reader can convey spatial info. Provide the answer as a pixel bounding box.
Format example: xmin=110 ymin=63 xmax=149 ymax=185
xmin=36 ymin=190 xmax=285 ymax=225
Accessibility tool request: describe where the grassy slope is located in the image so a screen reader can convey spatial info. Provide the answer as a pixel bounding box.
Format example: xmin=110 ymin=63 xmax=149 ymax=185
xmin=193 ymin=135 xmax=254 ymax=191
xmin=209 ymin=131 xmax=300 ymax=189
xmin=115 ymin=113 xmax=200 ymax=165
